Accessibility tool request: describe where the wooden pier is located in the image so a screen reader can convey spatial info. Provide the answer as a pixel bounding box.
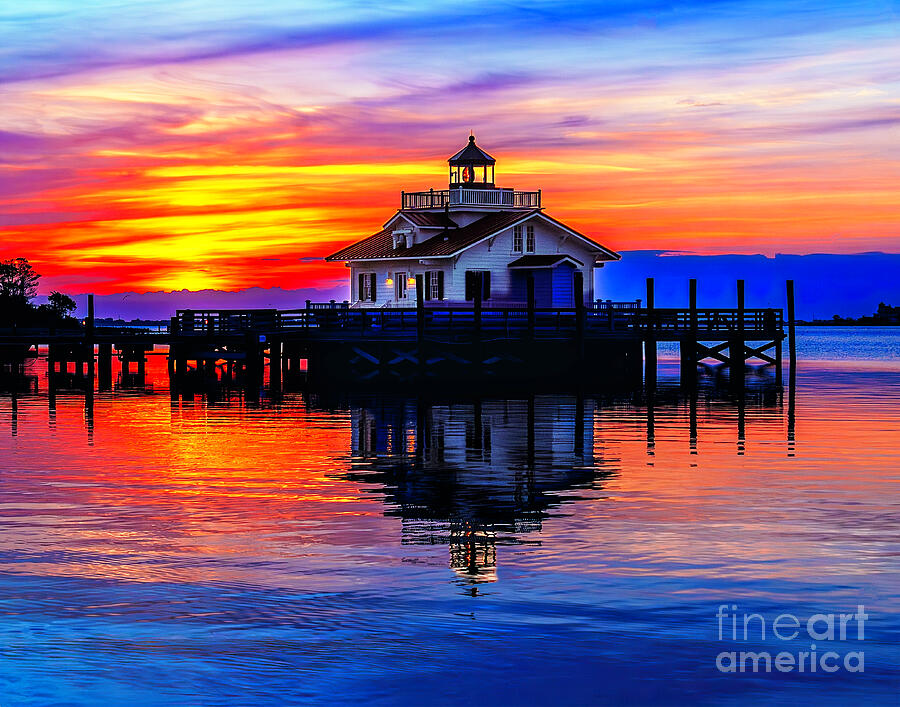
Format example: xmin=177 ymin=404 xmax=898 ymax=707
xmin=0 ymin=280 xmax=794 ymax=390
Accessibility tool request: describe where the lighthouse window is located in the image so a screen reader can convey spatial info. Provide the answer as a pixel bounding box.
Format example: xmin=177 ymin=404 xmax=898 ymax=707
xmin=526 ymin=225 xmax=535 ymax=253
xmin=512 ymin=225 xmax=523 ymax=253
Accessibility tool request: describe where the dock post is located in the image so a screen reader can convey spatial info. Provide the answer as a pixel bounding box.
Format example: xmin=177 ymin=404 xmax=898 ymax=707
xmin=86 ymin=294 xmax=94 ymax=337
xmin=86 ymin=294 xmax=96 ymax=391
xmin=689 ymin=278 xmax=697 ymax=332
xmin=526 ymin=274 xmax=535 ymax=338
xmin=681 ymin=278 xmax=698 ymax=384
xmin=786 ymin=279 xmax=796 ymax=376
xmin=167 ymin=345 xmax=176 ymax=382
xmin=735 ymin=279 xmax=745 ymax=370
xmin=645 ymin=277 xmax=656 ymax=384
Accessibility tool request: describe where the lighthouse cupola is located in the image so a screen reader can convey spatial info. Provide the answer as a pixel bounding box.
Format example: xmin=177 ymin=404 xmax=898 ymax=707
xmin=448 ymin=134 xmax=496 ymax=189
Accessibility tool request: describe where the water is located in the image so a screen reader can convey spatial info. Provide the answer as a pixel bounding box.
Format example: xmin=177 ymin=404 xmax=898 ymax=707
xmin=1 ymin=329 xmax=898 ymax=705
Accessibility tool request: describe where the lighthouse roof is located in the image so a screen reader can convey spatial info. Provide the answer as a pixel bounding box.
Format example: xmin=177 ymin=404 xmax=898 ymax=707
xmin=325 ymin=209 xmax=620 ymax=262
xmin=448 ymin=135 xmax=496 ymax=165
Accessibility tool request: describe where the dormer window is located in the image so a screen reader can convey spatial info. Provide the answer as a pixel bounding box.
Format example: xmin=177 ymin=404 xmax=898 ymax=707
xmin=526 ymin=225 xmax=535 ymax=253
xmin=392 ymin=228 xmax=412 ymax=250
xmin=513 ymin=225 xmax=523 ymax=253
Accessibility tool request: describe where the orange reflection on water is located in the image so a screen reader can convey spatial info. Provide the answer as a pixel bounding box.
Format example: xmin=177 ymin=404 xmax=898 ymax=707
xmin=1 ymin=356 xmax=898 ymax=596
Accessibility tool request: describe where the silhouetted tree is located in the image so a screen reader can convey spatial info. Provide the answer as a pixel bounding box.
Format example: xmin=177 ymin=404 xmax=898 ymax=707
xmin=47 ymin=291 xmax=77 ymax=317
xmin=0 ymin=258 xmax=40 ymax=304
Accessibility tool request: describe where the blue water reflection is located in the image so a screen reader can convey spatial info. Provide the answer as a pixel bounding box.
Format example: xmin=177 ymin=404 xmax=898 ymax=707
xmin=0 ymin=350 xmax=898 ymax=704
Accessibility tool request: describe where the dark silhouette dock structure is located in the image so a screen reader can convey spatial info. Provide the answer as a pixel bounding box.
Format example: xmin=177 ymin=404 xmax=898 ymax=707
xmin=0 ymin=279 xmax=794 ymax=392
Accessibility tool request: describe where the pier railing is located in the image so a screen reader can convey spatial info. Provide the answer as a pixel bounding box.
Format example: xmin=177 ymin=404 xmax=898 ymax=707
xmin=172 ymin=306 xmax=784 ymax=340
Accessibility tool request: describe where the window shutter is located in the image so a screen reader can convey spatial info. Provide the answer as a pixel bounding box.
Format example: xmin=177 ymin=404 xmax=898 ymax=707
xmin=358 ymin=273 xmax=364 ymax=301
xmin=437 ymin=271 xmax=444 ymax=300
xmin=465 ymin=271 xmax=474 ymax=301
xmin=483 ymin=271 xmax=491 ymax=300
xmin=370 ymin=273 xmax=376 ymax=301
xmin=424 ymin=271 xmax=432 ymax=300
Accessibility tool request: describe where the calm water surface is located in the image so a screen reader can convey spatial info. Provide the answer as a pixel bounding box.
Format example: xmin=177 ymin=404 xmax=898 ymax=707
xmin=1 ymin=329 xmax=898 ymax=705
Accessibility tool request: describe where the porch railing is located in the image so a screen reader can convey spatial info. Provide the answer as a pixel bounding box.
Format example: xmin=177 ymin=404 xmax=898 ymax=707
xmin=172 ymin=306 xmax=784 ymax=339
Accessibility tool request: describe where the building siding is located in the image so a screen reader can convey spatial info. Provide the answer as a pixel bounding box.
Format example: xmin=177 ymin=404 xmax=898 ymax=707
xmin=347 ymin=214 xmax=600 ymax=307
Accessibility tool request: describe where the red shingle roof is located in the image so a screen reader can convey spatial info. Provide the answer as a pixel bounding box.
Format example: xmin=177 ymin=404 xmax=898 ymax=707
xmin=325 ymin=209 xmax=619 ymax=262
xmin=326 ymin=210 xmax=535 ymax=261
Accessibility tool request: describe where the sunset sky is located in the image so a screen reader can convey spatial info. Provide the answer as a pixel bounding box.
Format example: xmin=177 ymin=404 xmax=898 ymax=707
xmin=1 ymin=1 xmax=898 ymax=295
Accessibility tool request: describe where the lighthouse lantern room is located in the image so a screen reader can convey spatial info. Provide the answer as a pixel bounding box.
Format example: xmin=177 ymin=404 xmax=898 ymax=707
xmin=449 ymin=134 xmax=496 ymax=188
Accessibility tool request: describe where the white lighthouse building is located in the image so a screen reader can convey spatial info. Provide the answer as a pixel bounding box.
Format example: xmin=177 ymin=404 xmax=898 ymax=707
xmin=326 ymin=135 xmax=620 ymax=308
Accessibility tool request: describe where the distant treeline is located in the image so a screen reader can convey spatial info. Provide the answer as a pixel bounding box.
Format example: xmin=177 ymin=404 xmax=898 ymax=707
xmin=798 ymin=303 xmax=900 ymax=325
xmin=0 ymin=258 xmax=79 ymax=328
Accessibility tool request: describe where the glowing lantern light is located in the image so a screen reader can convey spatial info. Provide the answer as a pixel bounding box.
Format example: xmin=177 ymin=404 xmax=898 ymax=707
xmin=407 ymin=276 xmax=416 ymax=287
xmin=385 ymin=277 xmax=393 ymax=286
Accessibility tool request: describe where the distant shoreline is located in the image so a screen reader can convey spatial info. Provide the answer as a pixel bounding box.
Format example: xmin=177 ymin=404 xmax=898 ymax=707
xmin=796 ymin=321 xmax=899 ymax=327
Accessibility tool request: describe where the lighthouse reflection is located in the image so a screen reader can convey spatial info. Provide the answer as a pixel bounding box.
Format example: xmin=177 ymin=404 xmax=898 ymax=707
xmin=341 ymin=395 xmax=614 ymax=587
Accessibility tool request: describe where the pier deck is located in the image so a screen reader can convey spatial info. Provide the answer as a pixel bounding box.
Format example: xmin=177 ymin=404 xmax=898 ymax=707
xmin=0 ymin=297 xmax=788 ymax=390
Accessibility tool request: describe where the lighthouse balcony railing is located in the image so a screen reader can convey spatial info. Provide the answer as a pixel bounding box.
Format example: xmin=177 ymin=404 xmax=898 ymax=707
xmin=402 ymin=188 xmax=541 ymax=210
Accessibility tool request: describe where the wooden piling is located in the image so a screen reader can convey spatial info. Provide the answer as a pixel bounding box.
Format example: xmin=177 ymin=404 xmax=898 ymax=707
xmin=86 ymin=294 xmax=96 ymax=391
xmin=645 ymin=277 xmax=656 ymax=383
xmin=682 ymin=278 xmax=698 ymax=383
xmin=86 ymin=294 xmax=94 ymax=337
xmin=786 ymin=279 xmax=796 ymax=374
xmin=732 ymin=278 xmax=745 ymax=374
xmin=689 ymin=279 xmax=697 ymax=331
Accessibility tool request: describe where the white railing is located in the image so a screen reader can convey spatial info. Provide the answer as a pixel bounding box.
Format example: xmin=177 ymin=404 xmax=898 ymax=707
xmin=402 ymin=188 xmax=540 ymax=210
